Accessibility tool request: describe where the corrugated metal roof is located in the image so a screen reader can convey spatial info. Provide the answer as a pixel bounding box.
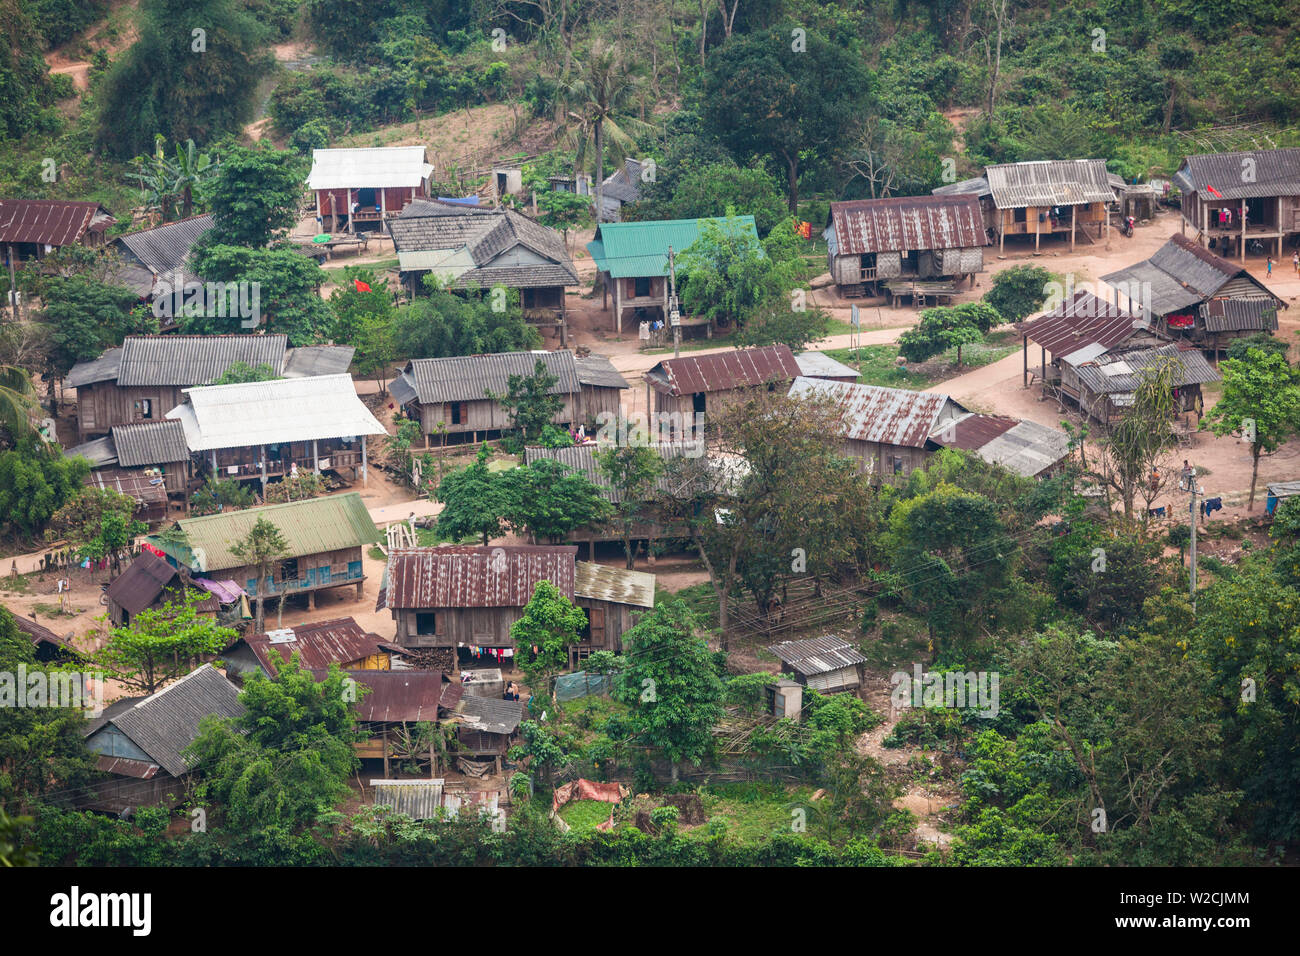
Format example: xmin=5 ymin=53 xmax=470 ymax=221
xmin=454 ymin=694 xmax=525 ymax=735
xmin=932 ymin=176 xmax=990 ymax=197
xmin=1018 ymin=291 xmax=1150 ymax=355
xmin=168 ymin=373 xmax=386 ymax=451
xmin=1102 ymin=234 xmax=1279 ymax=316
xmin=602 ymin=158 xmax=644 ymax=204
xmin=94 ymin=755 xmax=161 ymax=779
xmin=85 ymin=470 xmax=167 ymax=506
xmin=522 ymin=442 xmax=708 ymax=502
xmin=381 ymin=545 xmax=577 ymax=609
xmin=159 ymin=492 xmax=380 ymax=572
xmin=310 ymin=669 xmax=448 ymax=722
xmin=1267 ymin=481 xmax=1300 ymax=498
xmin=389 ymin=205 xmax=578 ymax=287
xmin=10 ymin=612 xmax=77 ymax=655
xmin=111 ymin=420 xmax=190 ymax=467
xmin=575 ymin=561 xmax=655 ymax=608
xmin=829 ymin=194 xmax=988 ymax=255
xmin=371 ymin=779 xmax=445 ymax=818
xmin=402 ymin=350 xmax=580 ymax=405
xmin=0 ymin=199 xmax=114 ymax=246
xmin=283 ymin=345 xmax=355 ymax=378
xmin=235 ymin=617 xmax=386 ymax=674
xmin=768 ymin=636 xmax=867 ymax=676
xmin=788 ymin=377 xmax=960 ymax=449
xmin=575 ymin=354 xmax=630 ymax=389
xmin=984 ymin=159 xmax=1113 ymax=209
xmin=646 ymin=345 xmax=800 ymax=396
xmin=116 ymin=334 xmax=289 ymax=387
xmin=116 ymin=215 xmax=214 ymax=276
xmin=1200 ymin=296 xmax=1282 ymax=332
xmin=1070 ymin=344 xmax=1221 ymax=395
xmin=929 ymin=413 xmax=1070 ymax=478
xmin=66 ymin=346 xmax=122 ymax=389
xmin=1176 ymin=148 xmax=1300 ymax=201
xmin=104 ymin=551 xmax=182 ymax=616
xmin=94 ymin=665 xmax=244 ymax=778
xmin=307 ymin=146 xmax=433 ymax=190
xmin=65 ymin=434 xmax=118 ymax=467
xmin=586 ymin=216 xmax=759 ymax=278
xmin=795 ymin=351 xmax=860 ymax=381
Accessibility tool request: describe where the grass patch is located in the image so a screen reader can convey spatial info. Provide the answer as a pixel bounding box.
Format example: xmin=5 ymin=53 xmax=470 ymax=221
xmin=822 ymin=331 xmax=1020 ymax=391
xmin=669 ymin=582 xmax=720 ymax=631
xmin=368 ymin=545 xmax=386 ymax=561
xmin=559 ymin=799 xmax=614 ymax=831
xmin=32 ymin=602 xmax=82 ymax=618
xmin=691 ymin=782 xmax=817 ymax=845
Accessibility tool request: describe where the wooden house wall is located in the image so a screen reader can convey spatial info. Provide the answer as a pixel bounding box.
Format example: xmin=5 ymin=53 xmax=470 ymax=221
xmin=417 ymin=393 xmax=581 ymax=436
xmin=393 ymin=605 xmax=525 ymax=648
xmin=999 ymin=201 xmax=1106 ymax=236
xmin=91 ymin=462 xmax=189 ymax=496
xmin=456 ymin=727 xmax=512 ymax=756
xmin=829 ymin=254 xmax=861 ymax=286
xmin=77 ymin=383 xmax=185 ymax=439
xmin=68 ymin=773 xmax=187 ymax=814
xmin=573 ymin=596 xmax=645 ymax=665
xmin=580 ymin=384 xmax=623 ymax=424
xmin=842 ymin=438 xmax=930 ymax=476
xmin=221 ymin=545 xmax=365 ymax=593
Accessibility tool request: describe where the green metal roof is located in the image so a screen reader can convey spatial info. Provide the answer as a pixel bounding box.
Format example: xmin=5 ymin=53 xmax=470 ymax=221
xmin=149 ymin=492 xmax=380 ymax=572
xmin=586 ymin=216 xmax=759 ymax=278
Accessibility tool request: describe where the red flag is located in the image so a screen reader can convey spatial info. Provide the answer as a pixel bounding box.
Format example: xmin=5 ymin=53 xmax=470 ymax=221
xmin=354 ymin=279 xmax=372 ymax=292
xmin=1204 ymin=184 xmax=1223 ymax=199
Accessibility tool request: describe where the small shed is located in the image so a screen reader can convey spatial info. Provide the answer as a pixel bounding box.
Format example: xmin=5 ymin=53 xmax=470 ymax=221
xmin=312 ymin=668 xmax=457 ymax=774
xmin=308 ymin=146 xmax=434 ymax=233
xmin=572 ymin=561 xmax=655 ymax=668
xmin=1065 ymin=343 xmax=1220 ymax=425
xmin=104 ymin=550 xmax=221 ymax=626
xmin=927 ymin=413 xmax=1072 ymax=479
xmin=65 ymin=419 xmax=194 ymax=503
xmin=1266 ymin=481 xmax=1300 ymax=515
xmin=1017 ymin=290 xmax=1171 ymax=391
xmin=77 ymin=664 xmax=244 ymax=813
xmin=10 ymin=612 xmax=81 ymax=662
xmin=222 ymin=617 xmax=389 ymax=682
xmin=767 ymin=636 xmax=867 ymax=694
xmin=452 ymin=694 xmax=527 ymax=773
xmin=794 ymin=351 xmax=860 ymax=384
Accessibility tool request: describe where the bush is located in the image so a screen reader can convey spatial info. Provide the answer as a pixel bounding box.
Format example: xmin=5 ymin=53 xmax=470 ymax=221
xmin=983 ymin=265 xmax=1056 ymax=322
xmin=190 ymin=478 xmax=255 ymax=516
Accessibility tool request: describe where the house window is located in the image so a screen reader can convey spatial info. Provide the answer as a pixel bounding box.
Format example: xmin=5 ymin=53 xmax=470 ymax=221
xmin=281 ymin=558 xmax=298 ymax=582
xmin=450 ymin=402 xmax=463 ymax=425
xmin=1013 ymin=208 xmax=1027 ymax=223
xmin=634 ymin=277 xmax=651 ymax=297
xmin=134 ymin=399 xmax=153 ymax=420
xmin=347 ymin=560 xmax=362 ymax=579
xmin=892 ymin=456 xmax=904 ymax=475
xmin=416 ymin=612 xmax=437 ymax=636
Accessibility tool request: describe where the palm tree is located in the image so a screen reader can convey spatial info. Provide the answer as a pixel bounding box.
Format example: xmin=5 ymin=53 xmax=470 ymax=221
xmin=172 ymin=139 xmax=217 ymax=219
xmin=0 ymin=365 xmax=40 ymax=445
xmin=557 ymin=41 xmax=649 ymax=223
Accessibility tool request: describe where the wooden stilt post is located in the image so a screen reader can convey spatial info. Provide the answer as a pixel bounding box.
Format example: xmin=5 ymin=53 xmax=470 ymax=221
xmin=361 ymin=435 xmax=368 ymax=486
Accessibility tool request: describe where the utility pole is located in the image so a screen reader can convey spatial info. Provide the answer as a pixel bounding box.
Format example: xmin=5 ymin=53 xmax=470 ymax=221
xmin=1182 ymin=465 xmax=1200 ymax=611
xmin=667 ymin=245 xmax=681 ymax=359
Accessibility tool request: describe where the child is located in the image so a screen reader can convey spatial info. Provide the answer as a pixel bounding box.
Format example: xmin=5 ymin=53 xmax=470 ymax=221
xmin=1267 ymin=256 xmax=1274 ymax=276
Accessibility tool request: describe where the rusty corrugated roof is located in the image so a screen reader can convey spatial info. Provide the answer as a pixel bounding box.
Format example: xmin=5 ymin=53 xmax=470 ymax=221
xmin=647 ymin=345 xmax=800 ymax=396
xmin=310 ymin=669 xmax=448 ymax=722
xmin=935 ymin=413 xmax=1018 ymax=450
xmin=382 ymin=545 xmax=577 ymax=609
xmin=237 ymin=617 xmax=387 ymax=674
xmin=829 ymin=194 xmax=988 ymax=255
xmin=788 ymin=377 xmax=960 ymax=449
xmin=1018 ymin=291 xmax=1151 ymax=356
xmin=0 ymin=199 xmax=114 ymax=246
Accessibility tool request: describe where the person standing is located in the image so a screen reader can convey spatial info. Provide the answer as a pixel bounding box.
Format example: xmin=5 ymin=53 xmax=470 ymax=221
xmin=1292 ymin=250 xmax=1298 ymax=276
xmin=1267 ymin=256 xmax=1274 ymax=276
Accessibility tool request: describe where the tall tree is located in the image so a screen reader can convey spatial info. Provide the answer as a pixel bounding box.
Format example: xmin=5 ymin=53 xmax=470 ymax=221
xmin=1206 ymin=349 xmax=1300 ymax=511
xmin=512 ymin=580 xmax=587 ymax=700
xmin=558 ymin=40 xmax=649 ymax=221
xmin=489 ymin=359 xmax=563 ymax=443
xmin=45 ymin=488 xmax=146 ymax=575
xmin=612 ymin=597 xmax=723 ymax=783
xmin=231 ymin=517 xmax=289 ymax=633
xmin=97 ymin=590 xmax=235 ymax=694
xmin=1099 ymin=358 xmax=1179 ymax=520
xmin=433 ymin=444 xmax=504 ymax=545
xmin=596 ymin=444 xmax=663 ymax=568
xmin=97 ymin=0 xmax=271 ymax=158
xmin=204 ymin=145 xmax=306 ymax=248
xmin=499 ymin=458 xmax=612 ymax=544
xmin=703 ymin=26 xmax=876 ymax=210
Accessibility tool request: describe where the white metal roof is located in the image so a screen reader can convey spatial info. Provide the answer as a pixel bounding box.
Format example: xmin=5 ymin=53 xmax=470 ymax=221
xmin=167 ymin=374 xmax=387 ymax=451
xmin=795 ymin=351 xmax=860 ymax=380
xmin=307 ymin=147 xmax=434 ymax=190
